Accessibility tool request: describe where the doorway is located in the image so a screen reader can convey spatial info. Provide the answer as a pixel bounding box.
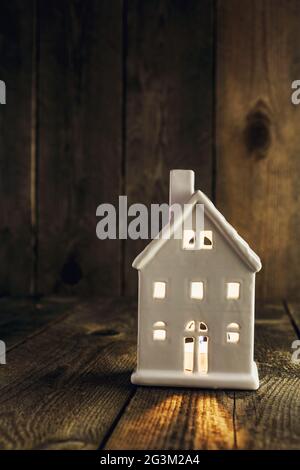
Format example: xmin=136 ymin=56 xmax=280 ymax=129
xmin=184 ymin=335 xmax=209 ymax=374
xmin=198 ymin=336 xmax=208 ymax=374
xmin=184 ymin=337 xmax=195 ymax=373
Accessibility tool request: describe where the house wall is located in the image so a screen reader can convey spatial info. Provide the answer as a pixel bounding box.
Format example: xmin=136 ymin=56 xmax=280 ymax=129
xmin=136 ymin=216 xmax=256 ymax=375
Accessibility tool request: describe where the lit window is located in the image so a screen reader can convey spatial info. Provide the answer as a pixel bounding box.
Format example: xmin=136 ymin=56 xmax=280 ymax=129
xmin=153 ymin=321 xmax=166 ymax=341
xmin=190 ymin=281 xmax=204 ymax=299
xmin=226 ymin=282 xmax=240 ymax=299
xmin=199 ymin=322 xmax=208 ymax=332
xmin=227 ymin=322 xmax=239 ymax=330
xmin=185 ymin=320 xmax=196 ymax=331
xmin=199 ymin=231 xmax=213 ymax=249
xmin=183 ymin=230 xmax=196 ymax=250
xmin=153 ymin=329 xmax=166 ymax=341
xmin=226 ymin=332 xmax=239 ymax=343
xmin=153 ymin=281 xmax=166 ymax=299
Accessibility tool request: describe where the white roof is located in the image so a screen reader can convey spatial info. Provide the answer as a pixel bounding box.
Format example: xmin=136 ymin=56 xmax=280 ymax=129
xmin=132 ymin=190 xmax=262 ymax=273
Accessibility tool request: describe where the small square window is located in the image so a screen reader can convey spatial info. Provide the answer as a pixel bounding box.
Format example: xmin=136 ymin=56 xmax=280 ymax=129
xmin=226 ymin=332 xmax=239 ymax=343
xmin=183 ymin=230 xmax=196 ymax=250
xmin=153 ymin=281 xmax=166 ymax=299
xmin=190 ymin=281 xmax=204 ymax=300
xmin=153 ymin=329 xmax=166 ymax=341
xmin=226 ymin=282 xmax=240 ymax=299
xmin=199 ymin=231 xmax=213 ymax=249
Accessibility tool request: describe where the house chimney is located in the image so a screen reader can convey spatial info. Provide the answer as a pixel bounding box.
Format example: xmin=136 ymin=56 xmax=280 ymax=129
xmin=169 ymin=169 xmax=195 ymax=207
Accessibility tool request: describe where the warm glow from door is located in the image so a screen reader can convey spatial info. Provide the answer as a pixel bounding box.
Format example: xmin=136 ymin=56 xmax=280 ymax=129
xmin=184 ymin=338 xmax=195 ymax=373
xmin=198 ymin=336 xmax=208 ymax=374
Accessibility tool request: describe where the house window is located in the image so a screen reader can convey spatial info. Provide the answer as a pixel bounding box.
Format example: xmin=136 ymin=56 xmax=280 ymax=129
xmin=182 ymin=230 xmax=196 ymax=250
xmin=226 ymin=282 xmax=240 ymax=299
xmin=226 ymin=332 xmax=239 ymax=343
xmin=190 ymin=281 xmax=204 ymax=299
xmin=153 ymin=321 xmax=166 ymax=341
xmin=199 ymin=322 xmax=208 ymax=332
xmin=182 ymin=230 xmax=213 ymax=250
xmin=199 ymin=230 xmax=213 ymax=249
xmin=153 ymin=281 xmax=166 ymax=299
xmin=185 ymin=320 xmax=196 ymax=331
xmin=227 ymin=322 xmax=239 ymax=330
xmin=226 ymin=323 xmax=240 ymax=343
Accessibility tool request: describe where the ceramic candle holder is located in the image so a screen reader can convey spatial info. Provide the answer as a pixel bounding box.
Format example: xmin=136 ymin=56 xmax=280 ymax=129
xmin=131 ymin=170 xmax=261 ymax=390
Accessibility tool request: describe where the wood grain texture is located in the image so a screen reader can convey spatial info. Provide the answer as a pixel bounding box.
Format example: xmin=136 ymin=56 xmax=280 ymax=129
xmin=285 ymin=302 xmax=300 ymax=337
xmin=0 ymin=0 xmax=35 ymax=295
xmin=0 ymin=297 xmax=75 ymax=350
xmin=234 ymin=303 xmax=300 ymax=449
xmin=216 ymin=0 xmax=300 ymax=301
xmin=0 ymin=298 xmax=136 ymax=450
xmin=37 ymin=0 xmax=122 ymax=296
xmin=105 ymin=388 xmax=235 ymax=450
xmin=105 ymin=303 xmax=300 ymax=450
xmin=0 ymin=299 xmax=299 ymax=450
xmin=125 ymin=0 xmax=214 ymax=295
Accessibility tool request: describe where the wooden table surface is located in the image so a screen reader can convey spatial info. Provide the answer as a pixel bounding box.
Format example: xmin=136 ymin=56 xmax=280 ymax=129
xmin=0 ymin=297 xmax=299 ymax=450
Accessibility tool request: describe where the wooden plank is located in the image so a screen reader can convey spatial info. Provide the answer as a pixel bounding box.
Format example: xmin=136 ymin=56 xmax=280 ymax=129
xmin=106 ymin=303 xmax=300 ymax=450
xmin=0 ymin=0 xmax=35 ymax=295
xmin=1 ymin=300 xmax=298 ymax=450
xmin=234 ymin=304 xmax=300 ymax=449
xmin=105 ymin=388 xmax=235 ymax=450
xmin=286 ymin=303 xmax=300 ymax=336
xmin=0 ymin=297 xmax=76 ymax=350
xmin=216 ymin=0 xmax=300 ymax=301
xmin=125 ymin=0 xmax=214 ymax=296
xmin=37 ymin=0 xmax=122 ymax=296
xmin=0 ymin=298 xmax=136 ymax=450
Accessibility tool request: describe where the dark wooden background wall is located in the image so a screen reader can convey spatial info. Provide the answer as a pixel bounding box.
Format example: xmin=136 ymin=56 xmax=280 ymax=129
xmin=0 ymin=0 xmax=300 ymax=301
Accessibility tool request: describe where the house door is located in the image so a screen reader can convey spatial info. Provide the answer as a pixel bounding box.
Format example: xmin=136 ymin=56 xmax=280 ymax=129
xmin=198 ymin=336 xmax=208 ymax=374
xmin=184 ymin=334 xmax=209 ymax=374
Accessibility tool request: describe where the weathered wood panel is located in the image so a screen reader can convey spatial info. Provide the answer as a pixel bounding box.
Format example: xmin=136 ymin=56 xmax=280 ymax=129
xmin=105 ymin=388 xmax=235 ymax=450
xmin=0 ymin=298 xmax=136 ymax=450
xmin=37 ymin=0 xmax=123 ymax=296
xmin=105 ymin=303 xmax=300 ymax=449
xmin=234 ymin=304 xmax=300 ymax=449
xmin=1 ymin=1 xmax=300 ymax=301
xmin=286 ymin=302 xmax=300 ymax=337
xmin=0 ymin=297 xmax=75 ymax=350
xmin=0 ymin=1 xmax=35 ymax=295
xmin=216 ymin=0 xmax=300 ymax=301
xmin=125 ymin=0 xmax=214 ymax=295
xmin=0 ymin=299 xmax=299 ymax=450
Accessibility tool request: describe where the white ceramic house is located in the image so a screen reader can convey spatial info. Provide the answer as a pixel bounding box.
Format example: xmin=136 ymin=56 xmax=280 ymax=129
xmin=131 ymin=170 xmax=262 ymax=390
